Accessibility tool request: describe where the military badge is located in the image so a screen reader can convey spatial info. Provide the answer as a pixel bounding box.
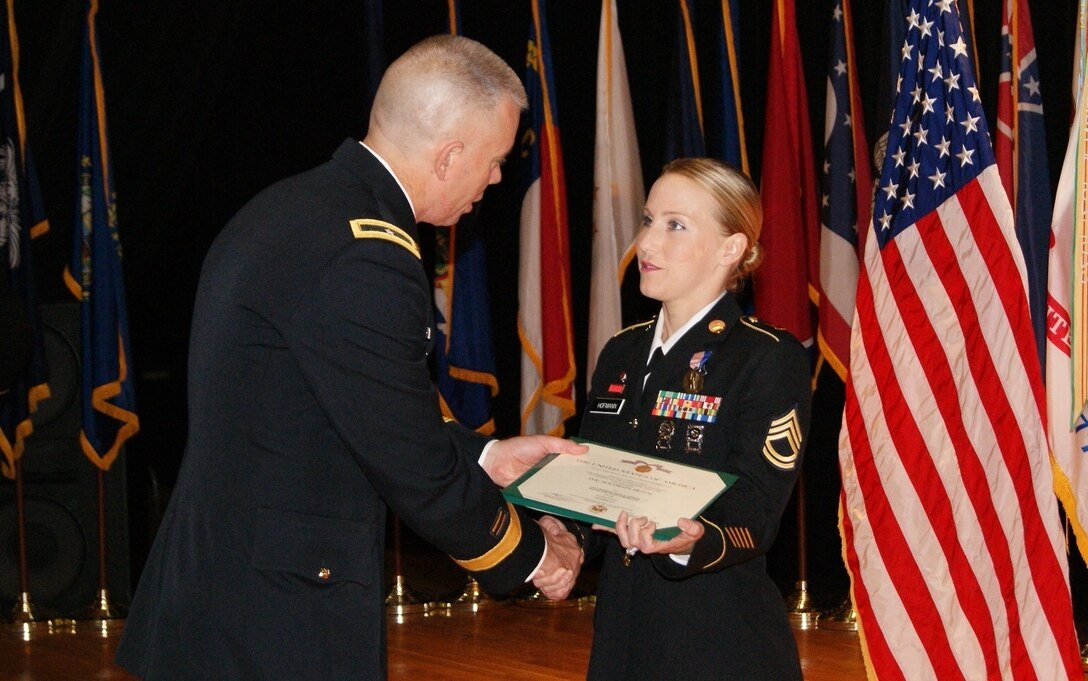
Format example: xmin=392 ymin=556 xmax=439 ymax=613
xmin=656 ymin=420 xmax=675 ymax=451
xmin=683 ymin=350 xmax=711 ymax=392
xmin=685 ymin=424 xmax=704 ymax=454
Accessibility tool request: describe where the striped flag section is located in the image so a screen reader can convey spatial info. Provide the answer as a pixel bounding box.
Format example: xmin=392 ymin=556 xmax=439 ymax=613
xmin=839 ymin=1 xmax=1081 ymax=678
xmin=587 ymin=0 xmax=643 ymax=381
xmin=752 ymin=0 xmax=819 ymax=349
xmin=518 ymin=0 xmax=575 ymax=436
xmin=817 ymin=0 xmax=870 ymax=380
xmin=62 ymin=0 xmax=139 ymax=471
xmin=1046 ymin=0 xmax=1088 ymax=564
xmin=995 ymin=0 xmax=1051 ymax=373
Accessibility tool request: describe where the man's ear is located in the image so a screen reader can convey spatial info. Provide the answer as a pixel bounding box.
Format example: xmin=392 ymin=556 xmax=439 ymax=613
xmin=434 ymin=141 xmax=464 ymax=180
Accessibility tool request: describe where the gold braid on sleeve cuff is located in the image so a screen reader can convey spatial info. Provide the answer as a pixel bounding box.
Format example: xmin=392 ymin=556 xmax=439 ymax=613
xmin=451 ymin=502 xmax=523 ymax=572
xmin=700 ymin=515 xmax=727 ymax=569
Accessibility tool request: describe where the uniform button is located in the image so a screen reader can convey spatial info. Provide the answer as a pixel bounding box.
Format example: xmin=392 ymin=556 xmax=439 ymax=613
xmin=318 ymin=567 xmax=331 ymax=580
xmin=628 ymin=418 xmax=638 ymax=429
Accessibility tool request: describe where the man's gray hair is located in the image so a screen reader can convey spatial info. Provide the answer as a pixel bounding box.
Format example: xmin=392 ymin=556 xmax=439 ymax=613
xmin=371 ymin=35 xmax=526 ymax=146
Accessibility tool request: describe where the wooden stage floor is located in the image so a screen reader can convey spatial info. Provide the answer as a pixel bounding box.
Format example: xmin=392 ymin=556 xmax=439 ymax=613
xmin=2 ymin=530 xmax=873 ymax=679
xmin=1 ymin=603 xmax=868 ymax=681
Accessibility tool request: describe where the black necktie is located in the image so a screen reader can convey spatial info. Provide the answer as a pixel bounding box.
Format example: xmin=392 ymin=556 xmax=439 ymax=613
xmin=644 ymin=347 xmax=665 ymax=386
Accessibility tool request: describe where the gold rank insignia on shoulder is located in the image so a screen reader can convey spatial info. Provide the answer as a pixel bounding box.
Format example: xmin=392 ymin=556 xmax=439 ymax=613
xmin=349 ymin=218 xmax=421 ymax=260
xmin=762 ymin=406 xmax=802 ymax=470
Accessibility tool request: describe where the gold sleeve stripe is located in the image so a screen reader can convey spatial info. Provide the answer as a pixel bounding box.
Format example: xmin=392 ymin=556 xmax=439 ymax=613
xmin=452 ymin=502 xmax=522 ymax=572
xmin=739 ymin=316 xmax=781 ymax=342
xmin=724 ymin=526 xmax=755 ymax=549
xmin=700 ymin=516 xmax=727 ymax=568
xmin=349 ymin=218 xmax=421 ymax=260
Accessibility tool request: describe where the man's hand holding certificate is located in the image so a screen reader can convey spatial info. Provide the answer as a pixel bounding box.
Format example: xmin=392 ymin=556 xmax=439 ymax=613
xmin=502 ymin=439 xmax=736 ymax=540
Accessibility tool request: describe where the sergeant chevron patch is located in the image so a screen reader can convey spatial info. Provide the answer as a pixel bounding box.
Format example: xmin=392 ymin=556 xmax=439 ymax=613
xmin=349 ymin=218 xmax=420 ymax=259
xmin=762 ymin=406 xmax=801 ymax=470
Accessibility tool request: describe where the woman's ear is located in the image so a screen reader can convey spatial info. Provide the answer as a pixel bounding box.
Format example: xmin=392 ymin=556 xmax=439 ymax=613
xmin=721 ymin=233 xmax=748 ymax=266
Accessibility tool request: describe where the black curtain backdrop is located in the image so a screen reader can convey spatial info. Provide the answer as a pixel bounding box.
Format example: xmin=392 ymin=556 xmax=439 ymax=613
xmin=13 ymin=0 xmax=1083 ymax=608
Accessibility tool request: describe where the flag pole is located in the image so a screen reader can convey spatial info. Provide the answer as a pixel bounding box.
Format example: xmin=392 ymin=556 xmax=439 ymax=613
xmin=784 ymin=472 xmax=818 ymax=629
xmin=6 ymin=458 xmax=55 ymax=639
xmin=76 ymin=468 xmax=123 ymax=626
xmin=384 ymin=516 xmax=430 ymax=619
xmin=8 ymin=457 xmax=35 ymax=623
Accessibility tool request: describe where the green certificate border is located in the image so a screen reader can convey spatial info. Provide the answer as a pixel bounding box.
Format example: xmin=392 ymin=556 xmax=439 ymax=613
xmin=502 ymin=437 xmax=737 ymax=540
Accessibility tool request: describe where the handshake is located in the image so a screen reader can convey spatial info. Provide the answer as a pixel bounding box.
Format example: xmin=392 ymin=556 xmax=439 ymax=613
xmin=531 ymin=515 xmax=584 ymax=600
xmin=483 ymin=434 xmax=587 ymax=602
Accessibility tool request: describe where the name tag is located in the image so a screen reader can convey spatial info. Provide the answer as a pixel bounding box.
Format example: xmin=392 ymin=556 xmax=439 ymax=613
xmin=589 ymin=396 xmax=625 ymax=415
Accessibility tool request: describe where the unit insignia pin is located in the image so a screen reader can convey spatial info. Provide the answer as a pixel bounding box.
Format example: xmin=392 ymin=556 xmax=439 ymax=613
xmin=656 ymin=420 xmax=675 ymax=451
xmin=685 ymin=424 xmax=704 ymax=454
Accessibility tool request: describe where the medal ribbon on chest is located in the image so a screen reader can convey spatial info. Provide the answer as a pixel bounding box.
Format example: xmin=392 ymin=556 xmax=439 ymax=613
xmin=651 ymin=390 xmax=722 ymax=423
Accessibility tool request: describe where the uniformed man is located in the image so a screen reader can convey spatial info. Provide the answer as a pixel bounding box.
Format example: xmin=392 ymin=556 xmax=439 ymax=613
xmin=116 ymin=35 xmax=584 ymax=681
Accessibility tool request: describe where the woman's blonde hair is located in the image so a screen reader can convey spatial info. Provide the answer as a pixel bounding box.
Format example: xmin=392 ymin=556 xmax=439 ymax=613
xmin=659 ymin=157 xmax=763 ymax=291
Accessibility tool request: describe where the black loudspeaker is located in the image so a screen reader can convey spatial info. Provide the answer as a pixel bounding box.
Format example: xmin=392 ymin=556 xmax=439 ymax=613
xmin=0 ymin=302 xmax=131 ymax=616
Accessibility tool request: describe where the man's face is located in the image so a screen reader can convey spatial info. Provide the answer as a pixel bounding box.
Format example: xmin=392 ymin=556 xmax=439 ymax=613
xmin=430 ymin=97 xmax=520 ymax=226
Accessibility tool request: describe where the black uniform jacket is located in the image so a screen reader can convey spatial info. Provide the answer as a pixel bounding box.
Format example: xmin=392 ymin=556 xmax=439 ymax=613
xmin=116 ymin=140 xmax=545 ymax=680
xmin=579 ymin=293 xmax=811 ymax=681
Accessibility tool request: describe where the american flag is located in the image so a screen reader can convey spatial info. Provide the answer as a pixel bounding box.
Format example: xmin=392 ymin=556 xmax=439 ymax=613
xmin=818 ymin=0 xmax=870 ymax=380
xmin=838 ymin=1 xmax=1081 ymax=678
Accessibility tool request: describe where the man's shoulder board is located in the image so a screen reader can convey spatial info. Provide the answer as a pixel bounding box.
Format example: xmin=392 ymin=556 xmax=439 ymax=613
xmin=349 ymin=218 xmax=420 ymax=260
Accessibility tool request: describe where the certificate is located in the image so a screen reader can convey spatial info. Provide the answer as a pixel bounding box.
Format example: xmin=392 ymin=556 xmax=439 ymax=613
xmin=502 ymin=439 xmax=736 ymax=540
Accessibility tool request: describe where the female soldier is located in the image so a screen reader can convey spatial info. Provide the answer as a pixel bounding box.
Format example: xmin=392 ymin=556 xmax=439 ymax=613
xmin=580 ymin=157 xmax=811 ymax=680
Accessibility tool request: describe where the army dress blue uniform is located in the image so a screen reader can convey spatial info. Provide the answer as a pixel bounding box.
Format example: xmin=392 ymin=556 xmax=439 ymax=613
xmin=580 ymin=293 xmax=811 ymax=681
xmin=117 ymin=140 xmax=545 ymax=680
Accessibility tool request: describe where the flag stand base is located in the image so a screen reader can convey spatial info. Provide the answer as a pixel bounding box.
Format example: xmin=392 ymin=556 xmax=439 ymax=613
xmin=435 ymin=577 xmax=506 ymax=612
xmin=77 ymin=588 xmax=125 ymax=621
xmin=515 ymin=588 xmax=590 ymax=609
xmin=818 ymin=597 xmax=858 ymax=632
xmin=384 ymin=575 xmax=431 ymax=618
xmin=785 ymin=580 xmax=819 ymax=630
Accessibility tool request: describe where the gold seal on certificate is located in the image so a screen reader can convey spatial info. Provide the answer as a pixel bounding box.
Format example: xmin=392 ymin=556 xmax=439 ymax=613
xmin=502 ymin=439 xmax=736 ymax=540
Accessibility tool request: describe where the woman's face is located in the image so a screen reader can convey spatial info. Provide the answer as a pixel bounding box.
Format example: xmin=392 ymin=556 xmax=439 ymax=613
xmin=635 ymin=173 xmax=743 ymax=309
